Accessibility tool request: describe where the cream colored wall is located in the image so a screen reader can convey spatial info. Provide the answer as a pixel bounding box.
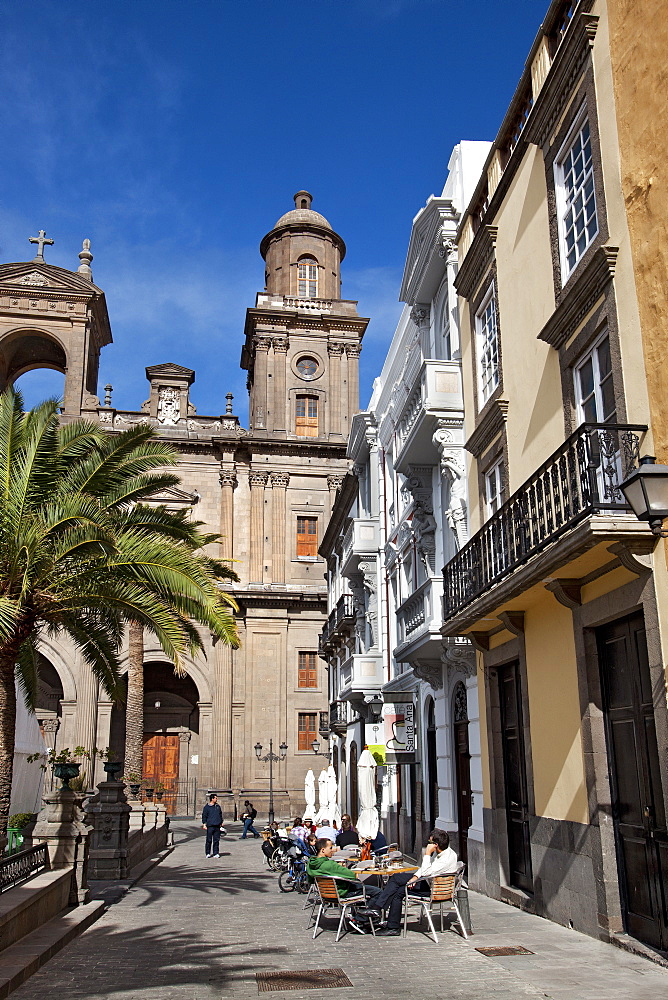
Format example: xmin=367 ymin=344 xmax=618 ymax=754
xmin=524 ymin=591 xmax=588 ymax=824
xmin=494 ymin=145 xmax=564 ymax=493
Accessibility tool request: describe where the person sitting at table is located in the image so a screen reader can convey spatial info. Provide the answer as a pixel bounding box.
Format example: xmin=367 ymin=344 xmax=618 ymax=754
xmin=290 ymin=817 xmax=309 ymax=843
xmin=315 ymin=818 xmax=338 ymax=841
xmin=307 ymin=838 xmax=382 ymax=931
xmin=335 ymin=814 xmax=359 ymax=849
xmin=357 ymin=828 xmax=458 ymax=936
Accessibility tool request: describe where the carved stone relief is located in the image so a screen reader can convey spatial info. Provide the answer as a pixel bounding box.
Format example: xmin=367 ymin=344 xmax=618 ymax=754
xmin=157 ymin=386 xmax=181 ymax=425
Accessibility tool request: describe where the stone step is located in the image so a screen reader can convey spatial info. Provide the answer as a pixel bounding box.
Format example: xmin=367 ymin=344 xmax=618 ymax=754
xmin=0 ymin=899 xmax=105 ymax=999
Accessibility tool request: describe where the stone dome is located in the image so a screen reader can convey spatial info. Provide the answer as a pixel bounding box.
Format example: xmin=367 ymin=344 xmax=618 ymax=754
xmin=273 ymin=191 xmax=332 ymax=230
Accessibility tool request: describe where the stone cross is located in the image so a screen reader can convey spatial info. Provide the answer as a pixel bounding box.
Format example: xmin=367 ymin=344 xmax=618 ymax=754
xmin=29 ymin=229 xmax=54 ymax=260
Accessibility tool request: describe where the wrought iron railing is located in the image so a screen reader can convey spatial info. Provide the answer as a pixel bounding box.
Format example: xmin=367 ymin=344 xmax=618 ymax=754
xmin=443 ymin=422 xmax=646 ymax=618
xmin=329 ymin=701 xmax=348 ymax=730
xmin=0 ymin=843 xmax=48 ymax=892
xmin=318 ymin=594 xmax=356 ymax=654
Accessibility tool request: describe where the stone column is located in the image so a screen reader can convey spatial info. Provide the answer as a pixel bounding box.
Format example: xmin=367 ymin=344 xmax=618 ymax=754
xmin=39 ymin=717 xmax=59 ymax=752
xmin=270 ymin=472 xmax=289 ymax=584
xmin=346 ymin=344 xmax=361 ymax=420
xmin=74 ymin=656 xmax=99 ymax=778
xmin=213 ymin=643 xmax=234 ymax=790
xmin=248 ymin=471 xmax=269 ymax=582
xmin=32 ymin=787 xmax=92 ymax=904
xmin=218 ymin=469 xmax=237 ymax=562
xmin=328 ymin=342 xmax=345 ymax=438
xmin=87 ymin=780 xmax=131 ymax=881
xmin=272 ymin=337 xmax=289 ymax=434
xmin=252 ymin=338 xmax=271 ymax=430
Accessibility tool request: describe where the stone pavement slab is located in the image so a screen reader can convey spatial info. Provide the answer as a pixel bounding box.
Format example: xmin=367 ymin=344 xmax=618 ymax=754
xmin=9 ymin=821 xmax=668 ymax=1000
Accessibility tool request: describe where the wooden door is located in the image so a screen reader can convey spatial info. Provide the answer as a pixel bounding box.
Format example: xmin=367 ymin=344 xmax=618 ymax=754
xmin=426 ymin=700 xmax=438 ymax=827
xmin=597 ymin=613 xmax=668 ymax=950
xmin=499 ymin=662 xmax=533 ymax=892
xmin=143 ymin=733 xmax=180 ymax=814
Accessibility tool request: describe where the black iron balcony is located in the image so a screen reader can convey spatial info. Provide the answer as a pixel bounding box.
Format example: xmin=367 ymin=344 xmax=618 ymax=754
xmin=443 ymin=422 xmax=646 ymax=619
xmin=329 ymin=700 xmax=348 ymax=736
xmin=318 ymin=594 xmax=356 ymax=656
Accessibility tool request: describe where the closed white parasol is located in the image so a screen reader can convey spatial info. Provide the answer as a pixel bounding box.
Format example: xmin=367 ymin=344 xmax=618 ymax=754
xmin=314 ymin=768 xmax=329 ymax=823
xmin=356 ymin=748 xmax=379 ymax=840
xmin=326 ymin=764 xmax=341 ymax=827
xmin=304 ymin=769 xmax=316 ymax=820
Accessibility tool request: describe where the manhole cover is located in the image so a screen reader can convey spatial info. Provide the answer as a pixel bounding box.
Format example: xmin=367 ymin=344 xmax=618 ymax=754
xmin=256 ymin=969 xmax=353 ymax=992
xmin=476 ymin=945 xmax=535 ymax=957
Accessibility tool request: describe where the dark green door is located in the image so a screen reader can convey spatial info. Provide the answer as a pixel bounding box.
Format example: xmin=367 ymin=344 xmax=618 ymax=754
xmin=597 ymin=612 xmax=668 ymax=950
xmin=499 ymin=661 xmax=533 ymax=892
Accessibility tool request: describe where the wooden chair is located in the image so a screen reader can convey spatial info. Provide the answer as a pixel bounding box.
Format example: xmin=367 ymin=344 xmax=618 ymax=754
xmin=309 ymin=876 xmax=377 ymax=941
xmin=402 ymin=864 xmax=467 ymax=943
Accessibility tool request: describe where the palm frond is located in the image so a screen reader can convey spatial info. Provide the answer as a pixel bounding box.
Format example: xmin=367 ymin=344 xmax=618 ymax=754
xmin=15 ymin=636 xmax=39 ymax=711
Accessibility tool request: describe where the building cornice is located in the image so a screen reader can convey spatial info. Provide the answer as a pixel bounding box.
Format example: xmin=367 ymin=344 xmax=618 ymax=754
xmin=537 ymin=245 xmax=618 ymax=349
xmin=465 ymin=398 xmax=509 ymax=458
xmin=454 ymin=226 xmax=498 ymax=301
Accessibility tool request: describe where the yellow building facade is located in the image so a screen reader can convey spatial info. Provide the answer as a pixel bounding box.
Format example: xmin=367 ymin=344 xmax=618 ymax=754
xmin=443 ymin=0 xmax=668 ymax=950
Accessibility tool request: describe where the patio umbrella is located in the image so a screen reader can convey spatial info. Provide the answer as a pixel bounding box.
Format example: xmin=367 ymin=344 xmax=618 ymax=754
xmin=304 ymin=769 xmax=316 ymax=821
xmin=326 ymin=764 xmax=341 ymax=827
xmin=315 ymin=768 xmax=329 ymax=823
xmin=356 ymin=748 xmax=379 ymax=840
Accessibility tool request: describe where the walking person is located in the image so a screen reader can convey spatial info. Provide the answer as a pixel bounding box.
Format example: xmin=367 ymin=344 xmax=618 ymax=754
xmin=201 ymin=793 xmax=224 ymax=858
xmin=240 ymin=799 xmax=260 ymax=839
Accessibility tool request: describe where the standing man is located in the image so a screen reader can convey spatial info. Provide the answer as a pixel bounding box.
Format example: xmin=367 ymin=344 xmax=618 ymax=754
xmin=201 ymin=793 xmax=224 ymax=858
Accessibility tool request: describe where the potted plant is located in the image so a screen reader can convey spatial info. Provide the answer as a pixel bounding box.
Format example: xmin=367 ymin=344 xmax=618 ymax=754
xmin=27 ymin=746 xmax=92 ymax=788
xmin=123 ymin=773 xmax=141 ymax=799
xmin=154 ymin=782 xmax=165 ymax=802
xmin=7 ymin=813 xmax=32 ymax=855
xmin=143 ymin=785 xmax=155 ymax=800
xmin=98 ymin=747 xmax=123 ymax=779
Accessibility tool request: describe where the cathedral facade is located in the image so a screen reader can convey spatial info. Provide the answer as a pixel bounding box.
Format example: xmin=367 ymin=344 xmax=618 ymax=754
xmin=1 ymin=194 xmax=368 ymax=819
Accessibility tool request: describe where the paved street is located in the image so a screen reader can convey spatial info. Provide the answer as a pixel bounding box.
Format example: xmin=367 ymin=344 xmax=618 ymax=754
xmin=11 ymin=822 xmax=668 ymax=1000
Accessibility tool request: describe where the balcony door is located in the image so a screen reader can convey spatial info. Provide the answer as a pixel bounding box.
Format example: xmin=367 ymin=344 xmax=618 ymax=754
xmin=597 ymin=613 xmax=668 ymax=950
xmin=498 ymin=662 xmax=533 ymax=892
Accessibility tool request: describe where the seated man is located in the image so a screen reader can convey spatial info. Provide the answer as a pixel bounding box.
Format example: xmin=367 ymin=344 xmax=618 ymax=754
xmin=307 ymin=838 xmax=381 ymax=932
xmin=315 ymin=818 xmax=338 ymax=841
xmin=359 ymin=828 xmax=458 ymax=937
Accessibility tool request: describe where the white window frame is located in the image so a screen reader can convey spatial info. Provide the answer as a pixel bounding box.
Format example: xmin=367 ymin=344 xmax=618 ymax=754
xmin=554 ymin=105 xmax=598 ymax=282
xmin=484 ymin=457 xmax=505 ymax=520
xmin=297 ymin=257 xmax=318 ymax=298
xmin=475 ymin=284 xmax=500 ymax=405
xmin=574 ymin=331 xmax=615 ymax=426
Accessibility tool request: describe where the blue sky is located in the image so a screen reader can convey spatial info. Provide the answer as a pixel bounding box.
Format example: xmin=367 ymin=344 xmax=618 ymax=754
xmin=2 ymin=0 xmax=543 ymax=420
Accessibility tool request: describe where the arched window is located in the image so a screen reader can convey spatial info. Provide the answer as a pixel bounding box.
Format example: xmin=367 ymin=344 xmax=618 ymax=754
xmin=296 ymin=394 xmax=318 ymax=437
xmin=297 ymin=256 xmax=318 ymax=298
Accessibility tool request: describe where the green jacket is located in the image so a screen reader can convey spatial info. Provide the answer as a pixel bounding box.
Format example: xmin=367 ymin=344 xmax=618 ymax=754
xmin=306 ymin=855 xmax=359 ymax=897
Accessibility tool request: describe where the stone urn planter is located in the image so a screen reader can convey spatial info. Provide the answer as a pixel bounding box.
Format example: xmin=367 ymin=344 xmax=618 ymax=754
xmin=155 ymin=791 xmax=164 ymax=802
xmin=53 ymin=762 xmax=81 ymax=788
xmin=128 ymin=782 xmax=141 ymax=799
xmin=103 ymin=761 xmax=123 ymax=779
xmin=144 ymin=787 xmax=155 ymax=800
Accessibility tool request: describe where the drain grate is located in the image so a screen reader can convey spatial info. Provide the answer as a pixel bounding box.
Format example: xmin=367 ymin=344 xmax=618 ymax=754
xmin=256 ymin=969 xmax=353 ymax=992
xmin=476 ymin=945 xmax=535 ymax=957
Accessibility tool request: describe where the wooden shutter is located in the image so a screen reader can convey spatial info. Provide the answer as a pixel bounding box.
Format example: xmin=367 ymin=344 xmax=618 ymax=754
xmin=296 ymin=516 xmax=318 ymax=557
xmin=296 ymin=395 xmax=318 ymax=437
xmin=298 ymin=651 xmax=318 ymax=688
xmin=298 ymin=712 xmax=318 ymax=750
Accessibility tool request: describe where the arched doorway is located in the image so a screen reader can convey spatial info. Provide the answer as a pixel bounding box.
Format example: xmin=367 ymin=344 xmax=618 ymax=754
xmin=453 ymin=681 xmax=472 ymax=866
xmin=110 ymin=661 xmax=200 ymax=815
xmin=426 ymin=697 xmax=438 ymax=827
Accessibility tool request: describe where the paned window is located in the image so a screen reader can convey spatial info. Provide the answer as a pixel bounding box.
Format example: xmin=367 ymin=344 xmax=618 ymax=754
xmin=485 ymin=458 xmax=505 ymax=519
xmin=575 ymin=334 xmax=615 ymax=425
xmin=298 ymin=712 xmax=318 ymax=750
xmin=556 ymin=115 xmax=598 ymax=278
xmin=296 ymin=395 xmax=318 ymax=437
xmin=298 ymin=257 xmax=318 ymax=298
xmin=298 ymin=651 xmax=318 ymax=688
xmin=296 ymin=516 xmax=318 ymax=557
xmin=476 ymin=285 xmax=500 ymax=404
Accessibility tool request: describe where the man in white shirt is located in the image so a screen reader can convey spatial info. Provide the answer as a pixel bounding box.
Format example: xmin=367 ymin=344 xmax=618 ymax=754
xmin=358 ymin=829 xmax=459 ymax=936
xmin=315 ymin=819 xmax=338 ymax=842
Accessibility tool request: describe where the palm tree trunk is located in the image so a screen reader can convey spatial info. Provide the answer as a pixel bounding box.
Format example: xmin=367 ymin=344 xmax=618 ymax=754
xmin=124 ymin=621 xmax=145 ymax=780
xmin=0 ymin=647 xmax=19 ymax=838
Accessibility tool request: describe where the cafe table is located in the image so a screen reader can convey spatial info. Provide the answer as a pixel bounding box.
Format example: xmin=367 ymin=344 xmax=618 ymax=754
xmin=349 ymin=862 xmax=419 ymax=883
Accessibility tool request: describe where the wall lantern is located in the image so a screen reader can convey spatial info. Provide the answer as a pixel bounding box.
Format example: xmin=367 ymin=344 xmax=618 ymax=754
xmin=367 ymin=694 xmax=384 ymax=720
xmin=620 ymin=455 xmax=668 ymax=537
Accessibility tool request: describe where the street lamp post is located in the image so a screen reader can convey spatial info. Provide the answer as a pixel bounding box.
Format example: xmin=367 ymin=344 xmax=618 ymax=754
xmin=254 ymin=739 xmax=288 ymax=825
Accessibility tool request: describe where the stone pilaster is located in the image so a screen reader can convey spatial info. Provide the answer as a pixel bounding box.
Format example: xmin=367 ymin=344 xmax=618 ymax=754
xmin=213 ymin=643 xmax=234 ymax=789
xmin=248 ymin=471 xmax=269 ymax=582
xmin=272 ymin=337 xmax=288 ymax=434
xmin=270 ymin=472 xmax=289 ymax=584
xmin=346 ymin=344 xmax=361 ymax=423
xmin=252 ymin=338 xmax=271 ymax=430
xmin=327 ymin=341 xmax=345 ymax=438
xmin=218 ymin=468 xmax=237 ymax=561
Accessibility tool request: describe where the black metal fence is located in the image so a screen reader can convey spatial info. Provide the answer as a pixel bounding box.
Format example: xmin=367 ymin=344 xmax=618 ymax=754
xmin=319 ymin=594 xmax=356 ymax=654
xmin=0 ymin=843 xmax=48 ymax=892
xmin=443 ymin=423 xmax=646 ymax=618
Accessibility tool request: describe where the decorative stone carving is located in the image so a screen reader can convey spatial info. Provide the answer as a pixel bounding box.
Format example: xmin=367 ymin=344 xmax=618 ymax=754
xmin=412 ymin=658 xmax=443 ymax=690
xmin=453 ymin=681 xmax=468 ymax=721
xmin=87 ymin=780 xmax=131 ymax=880
xmin=410 ymin=304 xmax=429 ymax=327
xmin=442 ymin=641 xmax=476 ymax=679
xmin=270 ymin=472 xmax=290 ymax=488
xmin=157 ymin=386 xmax=181 ymax=425
xmin=328 ymin=341 xmax=345 ymax=356
xmin=365 ymin=426 xmax=378 ymax=450
xmin=439 ymin=236 xmax=457 ymax=261
xmin=254 ymin=337 xmax=272 ymax=352
xmin=327 ymin=475 xmax=344 ymax=492
xmin=272 ymin=337 xmax=289 ymax=353
xmin=41 ymin=718 xmax=60 ymax=733
xmin=412 ymin=502 xmax=437 ymax=573
xmin=346 ymin=344 xmax=361 ymax=358
xmin=219 ymin=470 xmax=238 ymax=489
xmin=438 ymin=447 xmax=468 ymax=548
xmin=178 ymin=730 xmax=192 ymax=743
xmin=18 ymin=271 xmax=50 ymax=286
xmin=249 ymin=471 xmax=269 ymax=488
xmin=545 ymin=579 xmax=582 ymax=609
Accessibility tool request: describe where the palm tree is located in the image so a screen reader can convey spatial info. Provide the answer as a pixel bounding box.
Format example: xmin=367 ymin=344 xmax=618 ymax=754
xmin=0 ymin=387 xmax=239 ymax=835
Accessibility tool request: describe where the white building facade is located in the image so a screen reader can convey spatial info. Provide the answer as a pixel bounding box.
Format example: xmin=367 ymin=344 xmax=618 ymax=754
xmin=319 ymin=143 xmax=490 ymax=874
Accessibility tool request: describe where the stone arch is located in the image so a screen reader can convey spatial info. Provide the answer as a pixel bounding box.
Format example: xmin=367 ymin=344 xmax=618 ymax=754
xmin=35 ymin=634 xmax=78 ymax=703
xmin=0 ymin=327 xmax=68 ymax=389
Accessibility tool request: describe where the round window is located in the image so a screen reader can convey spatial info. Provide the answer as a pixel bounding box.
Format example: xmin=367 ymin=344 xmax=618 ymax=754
xmin=296 ymin=357 xmax=318 ymax=379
